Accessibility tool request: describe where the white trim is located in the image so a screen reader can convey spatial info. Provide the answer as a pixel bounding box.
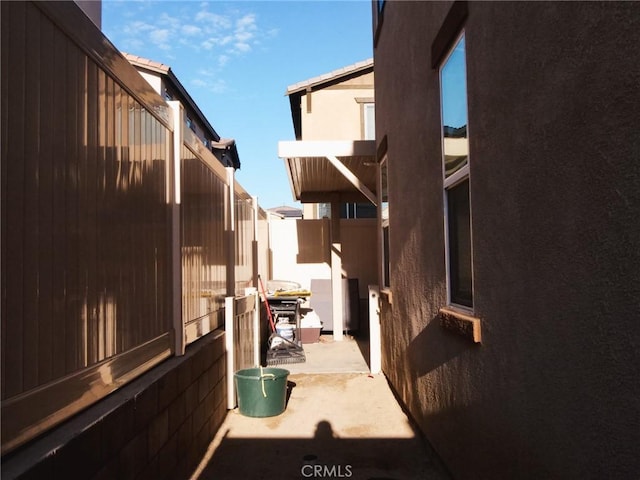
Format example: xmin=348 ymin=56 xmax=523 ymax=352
xmin=442 ymin=178 xmax=474 ymax=309
xmin=278 ymin=139 xmax=376 ymax=158
xmin=378 ymin=155 xmax=390 ymax=290
xmin=440 ymin=32 xmax=474 ymax=311
xmin=368 ymin=285 xmax=382 ymax=374
xmin=444 ymin=163 xmax=469 ymax=190
xmin=326 ymin=154 xmax=377 ymax=206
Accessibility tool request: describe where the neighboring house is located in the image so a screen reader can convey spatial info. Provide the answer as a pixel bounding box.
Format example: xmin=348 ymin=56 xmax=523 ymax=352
xmin=267 ymin=205 xmax=303 ymax=219
xmin=124 ymin=53 xmax=241 ymax=170
xmin=278 ymin=60 xmax=378 ymax=341
xmin=285 ymin=59 xmax=375 ymax=219
xmin=372 ymin=1 xmax=639 ymax=479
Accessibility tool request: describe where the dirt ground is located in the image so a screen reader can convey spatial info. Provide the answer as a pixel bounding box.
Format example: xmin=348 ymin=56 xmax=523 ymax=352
xmin=192 ymin=373 xmax=451 ymax=480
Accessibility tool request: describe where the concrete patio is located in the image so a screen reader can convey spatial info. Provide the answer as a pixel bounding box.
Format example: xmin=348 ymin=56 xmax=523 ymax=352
xmin=191 ymin=336 xmax=451 ymax=480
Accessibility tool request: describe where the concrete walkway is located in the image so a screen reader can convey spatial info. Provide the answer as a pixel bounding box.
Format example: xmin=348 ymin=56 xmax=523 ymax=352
xmin=191 ymin=337 xmax=451 ymax=480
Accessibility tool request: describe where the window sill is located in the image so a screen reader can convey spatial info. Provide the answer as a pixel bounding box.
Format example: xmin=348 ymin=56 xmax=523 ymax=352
xmin=439 ymin=307 xmax=481 ymax=343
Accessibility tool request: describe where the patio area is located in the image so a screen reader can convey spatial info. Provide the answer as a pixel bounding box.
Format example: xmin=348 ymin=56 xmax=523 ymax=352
xmin=191 ymin=336 xmax=451 ymax=480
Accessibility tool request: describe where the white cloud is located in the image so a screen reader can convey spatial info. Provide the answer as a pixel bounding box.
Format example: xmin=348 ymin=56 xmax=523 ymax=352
xmin=150 ymin=29 xmax=170 ymax=44
xmin=235 ymin=31 xmax=254 ymax=43
xmin=110 ymin=3 xmax=277 ymax=79
xmin=236 ymin=13 xmax=257 ymax=31
xmin=124 ymin=20 xmax=155 ymax=35
xmin=234 ymin=42 xmax=251 ymax=53
xmin=158 ymin=12 xmax=180 ymax=30
xmin=182 ymin=25 xmax=202 ymax=36
xmin=191 ymin=75 xmax=228 ymax=94
xmin=195 ymin=10 xmax=231 ymax=30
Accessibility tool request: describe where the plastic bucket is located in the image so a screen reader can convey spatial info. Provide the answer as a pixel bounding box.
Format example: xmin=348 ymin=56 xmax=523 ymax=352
xmin=275 ymin=323 xmax=295 ymax=341
xmin=234 ymin=367 xmax=290 ymax=417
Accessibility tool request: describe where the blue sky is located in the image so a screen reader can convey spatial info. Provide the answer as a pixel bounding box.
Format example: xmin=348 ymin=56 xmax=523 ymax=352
xmin=102 ymin=0 xmax=374 ymax=209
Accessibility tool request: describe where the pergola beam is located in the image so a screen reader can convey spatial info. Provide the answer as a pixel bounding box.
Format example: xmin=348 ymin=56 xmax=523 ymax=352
xmin=325 ymin=155 xmax=377 ymax=206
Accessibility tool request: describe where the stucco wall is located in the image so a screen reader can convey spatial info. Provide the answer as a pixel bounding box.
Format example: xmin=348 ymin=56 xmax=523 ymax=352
xmin=374 ymin=2 xmax=640 ymax=479
xmin=270 ymin=219 xmax=332 ymax=289
xmin=301 ymin=71 xmax=374 ymax=140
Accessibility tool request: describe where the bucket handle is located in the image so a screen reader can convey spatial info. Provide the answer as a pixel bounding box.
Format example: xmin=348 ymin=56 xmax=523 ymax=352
xmin=259 ymin=366 xmax=276 ymax=398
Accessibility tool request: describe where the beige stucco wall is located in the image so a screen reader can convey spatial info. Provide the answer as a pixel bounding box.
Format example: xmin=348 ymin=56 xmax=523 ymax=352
xmin=340 ymin=219 xmax=377 ymax=300
xmin=137 ymin=70 xmax=164 ymax=96
xmin=374 ymin=1 xmax=640 ymax=479
xmin=268 ymin=217 xmax=376 ymax=317
xmin=301 ymin=71 xmax=374 ymax=140
xmin=269 ymin=219 xmax=331 ymax=289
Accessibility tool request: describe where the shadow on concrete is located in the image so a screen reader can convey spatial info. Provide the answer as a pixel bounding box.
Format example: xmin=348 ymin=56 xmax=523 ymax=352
xmin=354 ymin=334 xmax=372 ymax=371
xmin=193 ymin=419 xmax=451 ymax=480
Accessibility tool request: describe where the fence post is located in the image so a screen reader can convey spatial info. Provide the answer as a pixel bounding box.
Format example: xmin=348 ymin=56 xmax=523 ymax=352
xmin=226 ymin=167 xmax=236 ymax=298
xmin=168 ymin=101 xmax=185 ymax=356
xmin=252 ymin=290 xmax=260 ymax=366
xmin=368 ymin=285 xmax=381 ymax=374
xmin=225 ymin=296 xmax=236 ymax=409
xmin=252 ymin=196 xmax=259 ymax=289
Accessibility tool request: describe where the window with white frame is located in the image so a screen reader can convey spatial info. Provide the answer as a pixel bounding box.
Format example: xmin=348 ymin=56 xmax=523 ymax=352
xmin=440 ymin=34 xmax=473 ymax=309
xmin=364 ymin=103 xmax=375 ymax=140
xmin=379 ymin=154 xmax=390 ymax=289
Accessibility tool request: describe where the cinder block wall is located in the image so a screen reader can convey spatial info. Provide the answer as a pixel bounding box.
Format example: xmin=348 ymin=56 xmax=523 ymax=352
xmin=2 ymin=331 xmax=227 ymax=480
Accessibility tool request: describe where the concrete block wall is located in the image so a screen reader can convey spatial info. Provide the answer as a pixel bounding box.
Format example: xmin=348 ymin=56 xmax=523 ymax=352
xmin=2 ymin=331 xmax=227 ymax=480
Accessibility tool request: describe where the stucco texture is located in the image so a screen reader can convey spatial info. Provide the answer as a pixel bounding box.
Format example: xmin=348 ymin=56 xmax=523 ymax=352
xmin=374 ymin=2 xmax=640 ymax=479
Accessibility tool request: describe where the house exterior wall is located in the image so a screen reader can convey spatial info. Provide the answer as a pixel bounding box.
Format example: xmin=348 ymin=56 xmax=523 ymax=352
xmin=341 ymin=219 xmax=377 ymax=300
xmin=300 ymin=71 xmax=374 ymax=140
xmin=137 ymin=70 xmax=163 ymax=97
xmin=374 ymin=1 xmax=640 ymax=479
xmin=132 ymin=68 xmax=218 ymax=152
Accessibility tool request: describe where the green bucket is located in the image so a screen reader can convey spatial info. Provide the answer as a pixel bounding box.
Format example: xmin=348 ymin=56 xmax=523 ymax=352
xmin=234 ymin=367 xmax=290 ymax=417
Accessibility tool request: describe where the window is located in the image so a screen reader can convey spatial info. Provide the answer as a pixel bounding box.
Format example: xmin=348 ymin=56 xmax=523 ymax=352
xmin=364 ymin=103 xmax=375 ymax=140
xmin=341 ymin=203 xmax=377 ymax=219
xmin=379 ymin=155 xmax=390 ymax=289
xmin=440 ymin=34 xmax=473 ymax=309
xmin=317 ymin=202 xmax=377 ymax=219
xmin=186 ymin=114 xmax=196 ymax=133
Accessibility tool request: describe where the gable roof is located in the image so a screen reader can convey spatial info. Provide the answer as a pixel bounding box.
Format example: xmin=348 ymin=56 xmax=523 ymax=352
xmin=286 ymin=58 xmax=374 ymax=96
xmin=267 ymin=205 xmax=303 ymax=218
